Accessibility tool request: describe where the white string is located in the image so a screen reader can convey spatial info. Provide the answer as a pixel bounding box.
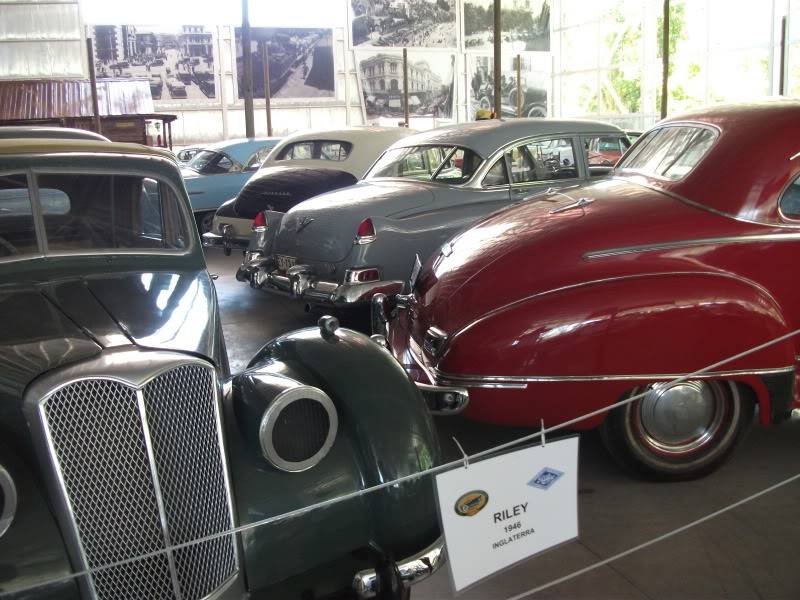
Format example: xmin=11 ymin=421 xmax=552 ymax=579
xmin=503 ymin=471 xmax=800 ymax=600
xmin=3 ymin=327 xmax=799 ymax=597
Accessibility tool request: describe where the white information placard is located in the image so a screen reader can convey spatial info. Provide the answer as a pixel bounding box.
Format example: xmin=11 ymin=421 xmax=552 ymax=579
xmin=435 ymin=437 xmax=579 ymax=592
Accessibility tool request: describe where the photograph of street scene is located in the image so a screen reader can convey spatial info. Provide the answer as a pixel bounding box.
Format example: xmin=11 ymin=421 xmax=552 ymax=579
xmin=351 ymin=0 xmax=457 ymax=48
xmin=358 ymin=51 xmax=454 ymax=119
xmin=91 ymin=25 xmax=215 ymax=101
xmin=235 ymin=28 xmax=335 ymax=99
xmin=468 ymin=53 xmax=549 ymax=119
xmin=464 ymin=0 xmax=550 ymax=51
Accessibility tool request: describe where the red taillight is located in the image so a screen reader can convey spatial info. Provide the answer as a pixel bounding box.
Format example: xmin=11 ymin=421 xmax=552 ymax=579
xmin=252 ymin=211 xmax=267 ymax=232
xmin=355 ymin=218 xmax=376 ymax=244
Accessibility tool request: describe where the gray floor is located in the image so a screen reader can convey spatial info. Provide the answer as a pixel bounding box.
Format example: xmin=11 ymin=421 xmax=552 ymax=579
xmin=208 ymin=251 xmax=800 ymax=600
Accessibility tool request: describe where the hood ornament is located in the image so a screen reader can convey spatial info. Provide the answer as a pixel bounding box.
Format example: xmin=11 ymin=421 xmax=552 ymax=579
xmin=550 ymin=197 xmax=594 ymax=214
xmin=296 ymin=216 xmax=315 ymax=233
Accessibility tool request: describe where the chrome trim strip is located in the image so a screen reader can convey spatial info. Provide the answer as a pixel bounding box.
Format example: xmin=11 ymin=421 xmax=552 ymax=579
xmin=137 ymin=390 xmax=184 ymax=600
xmin=433 ymin=366 xmax=795 ymax=387
xmin=211 ymin=373 xmax=240 ymax=575
xmin=585 ymin=232 xmax=800 ymax=259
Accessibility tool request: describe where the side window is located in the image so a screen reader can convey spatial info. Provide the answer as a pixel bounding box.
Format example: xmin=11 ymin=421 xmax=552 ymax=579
xmin=585 ymin=135 xmax=628 ymax=177
xmin=38 ymin=174 xmax=188 ymax=252
xmin=483 ymin=158 xmax=509 ymax=187
xmin=216 ymin=155 xmax=234 ymax=172
xmin=780 ymin=175 xmax=800 ymax=219
xmin=506 ymin=146 xmax=535 ymax=184
xmin=245 ymin=146 xmax=274 ymax=171
xmin=280 ymin=142 xmax=314 ymax=160
xmin=0 ymin=173 xmax=38 ymax=257
xmin=319 ymin=141 xmax=352 ymax=161
xmin=526 ymin=137 xmax=579 ymax=181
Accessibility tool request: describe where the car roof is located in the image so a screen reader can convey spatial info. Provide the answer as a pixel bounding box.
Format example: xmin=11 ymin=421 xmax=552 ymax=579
xmin=391 ymin=119 xmax=624 ymax=157
xmin=199 ymin=138 xmax=282 ymax=163
xmin=0 ymin=126 xmax=110 ymax=142
xmin=278 ymin=126 xmax=414 ymax=145
xmin=0 ymin=138 xmax=175 ymax=160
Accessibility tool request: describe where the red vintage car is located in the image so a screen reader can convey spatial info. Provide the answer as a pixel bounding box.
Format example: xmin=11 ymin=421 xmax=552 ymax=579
xmin=374 ymin=101 xmax=800 ymax=479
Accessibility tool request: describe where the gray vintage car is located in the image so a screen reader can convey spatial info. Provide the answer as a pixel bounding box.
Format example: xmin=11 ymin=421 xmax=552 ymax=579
xmin=237 ymin=118 xmax=628 ymax=308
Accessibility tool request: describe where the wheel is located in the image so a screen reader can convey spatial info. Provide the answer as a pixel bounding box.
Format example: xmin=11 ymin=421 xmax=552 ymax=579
xmin=599 ymin=380 xmax=754 ymax=480
xmin=526 ymin=105 xmax=547 ymax=118
xmin=195 ymin=211 xmax=214 ymax=234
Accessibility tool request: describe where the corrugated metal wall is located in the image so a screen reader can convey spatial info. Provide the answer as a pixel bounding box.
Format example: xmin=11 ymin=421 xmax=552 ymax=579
xmin=0 ymin=0 xmax=86 ymax=79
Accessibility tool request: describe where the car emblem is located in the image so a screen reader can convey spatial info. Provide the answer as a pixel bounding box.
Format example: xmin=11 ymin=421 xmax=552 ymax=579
xmin=528 ymin=467 xmax=564 ymax=490
xmin=454 ymin=490 xmax=489 ymax=517
xmin=296 ymin=216 xmax=314 ymax=233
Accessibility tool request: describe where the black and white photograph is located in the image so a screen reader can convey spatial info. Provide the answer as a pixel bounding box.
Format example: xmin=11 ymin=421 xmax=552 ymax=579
xmin=351 ymin=0 xmax=457 ymax=48
xmin=235 ymin=27 xmax=335 ymax=99
xmin=358 ymin=51 xmax=454 ymax=120
xmin=468 ymin=53 xmax=549 ymax=119
xmin=91 ymin=25 xmax=216 ymax=101
xmin=464 ymin=0 xmax=551 ymax=51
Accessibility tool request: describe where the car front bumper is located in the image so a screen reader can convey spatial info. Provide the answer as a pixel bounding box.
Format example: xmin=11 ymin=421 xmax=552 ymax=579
xmin=236 ymin=257 xmax=404 ymax=306
xmin=352 ymin=536 xmax=446 ymax=599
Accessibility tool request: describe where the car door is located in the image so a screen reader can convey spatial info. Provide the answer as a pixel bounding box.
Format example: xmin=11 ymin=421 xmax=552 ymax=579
xmin=506 ymin=135 xmax=583 ymax=203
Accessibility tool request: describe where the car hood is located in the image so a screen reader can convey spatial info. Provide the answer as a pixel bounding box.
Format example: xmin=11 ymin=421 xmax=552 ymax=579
xmin=273 ymin=179 xmax=436 ymax=262
xmin=0 ymin=270 xmax=222 ymax=405
xmin=414 ymin=177 xmax=747 ymax=337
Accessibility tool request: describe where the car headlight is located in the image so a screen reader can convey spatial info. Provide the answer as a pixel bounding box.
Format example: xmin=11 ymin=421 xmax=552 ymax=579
xmin=0 ymin=465 xmax=17 ymax=538
xmin=259 ymin=386 xmax=338 ymax=473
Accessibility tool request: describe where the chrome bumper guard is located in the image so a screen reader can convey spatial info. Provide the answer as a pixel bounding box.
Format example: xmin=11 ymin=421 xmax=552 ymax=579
xmin=352 ymin=537 xmax=445 ymax=599
xmin=236 ymin=260 xmax=404 ymax=306
xmin=371 ymin=294 xmax=469 ymax=415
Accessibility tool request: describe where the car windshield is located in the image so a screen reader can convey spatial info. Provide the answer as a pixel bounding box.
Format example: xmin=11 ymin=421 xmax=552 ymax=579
xmin=617 ymin=125 xmax=717 ymax=180
xmin=366 ymin=145 xmax=482 ymax=184
xmin=187 ymin=150 xmax=235 ymax=175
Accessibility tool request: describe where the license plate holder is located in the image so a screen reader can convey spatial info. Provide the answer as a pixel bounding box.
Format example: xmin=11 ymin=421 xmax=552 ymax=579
xmin=276 ymin=255 xmax=297 ymax=273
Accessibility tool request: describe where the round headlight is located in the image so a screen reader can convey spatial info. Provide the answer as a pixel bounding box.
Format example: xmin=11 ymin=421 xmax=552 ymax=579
xmin=259 ymin=386 xmax=338 ymax=473
xmin=0 ymin=465 xmax=17 ymax=538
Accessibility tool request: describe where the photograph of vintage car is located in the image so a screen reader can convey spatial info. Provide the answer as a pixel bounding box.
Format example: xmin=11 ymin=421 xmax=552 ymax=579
xmin=236 ymin=119 xmax=628 ymax=310
xmin=463 ymin=0 xmax=551 ymax=51
xmin=375 ymin=101 xmax=800 ymax=481
xmin=469 ymin=53 xmax=549 ymax=119
xmin=351 ymin=0 xmax=457 ymax=48
xmin=182 ymin=137 xmax=281 ymax=232
xmin=203 ymin=127 xmax=415 ymax=255
xmin=0 ymin=137 xmax=442 ymax=599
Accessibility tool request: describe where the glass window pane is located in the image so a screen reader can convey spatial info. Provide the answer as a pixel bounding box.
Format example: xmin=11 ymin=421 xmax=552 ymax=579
xmin=780 ymin=176 xmax=800 ymax=219
xmin=483 ymin=158 xmax=509 ymax=187
xmin=433 ymin=148 xmax=482 ymax=184
xmin=0 ymin=174 xmax=37 ymax=257
xmin=585 ymin=134 xmax=628 ymax=177
xmin=525 ymin=137 xmax=579 ymax=181
xmin=618 ymin=125 xmax=717 ymax=180
xmin=319 ymin=141 xmax=352 ymax=161
xmin=38 ymin=174 xmax=188 ymax=252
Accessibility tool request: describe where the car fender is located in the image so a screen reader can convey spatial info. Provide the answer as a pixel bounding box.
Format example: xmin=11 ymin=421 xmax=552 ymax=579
xmin=440 ymin=272 xmax=794 ymax=425
xmin=227 ymin=322 xmax=440 ymax=593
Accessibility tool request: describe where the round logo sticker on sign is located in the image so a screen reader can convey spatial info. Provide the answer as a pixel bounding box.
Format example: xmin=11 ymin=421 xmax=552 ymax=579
xmin=454 ymin=490 xmax=489 ymax=517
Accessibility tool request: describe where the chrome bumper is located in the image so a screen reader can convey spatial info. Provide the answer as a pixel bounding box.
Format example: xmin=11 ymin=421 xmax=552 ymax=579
xmin=202 ymin=228 xmax=249 ymax=252
xmin=237 ymin=261 xmax=404 ymax=306
xmin=352 ymin=537 xmax=445 ymax=599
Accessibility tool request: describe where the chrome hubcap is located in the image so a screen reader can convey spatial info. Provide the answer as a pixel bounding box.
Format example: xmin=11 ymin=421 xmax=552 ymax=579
xmin=637 ymin=381 xmax=726 ymax=455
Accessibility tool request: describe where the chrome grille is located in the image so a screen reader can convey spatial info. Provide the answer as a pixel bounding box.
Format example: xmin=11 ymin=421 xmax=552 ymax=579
xmin=40 ymin=363 xmax=237 ymax=600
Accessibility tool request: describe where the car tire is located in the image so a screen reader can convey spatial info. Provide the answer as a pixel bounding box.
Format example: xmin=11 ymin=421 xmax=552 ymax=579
xmin=599 ymin=380 xmax=754 ymax=480
xmin=196 ymin=211 xmax=214 ymax=234
xmin=526 ymin=105 xmax=547 ymax=118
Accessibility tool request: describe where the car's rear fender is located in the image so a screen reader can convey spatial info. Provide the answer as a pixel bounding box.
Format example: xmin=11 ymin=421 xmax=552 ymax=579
xmin=440 ymin=272 xmax=795 ymax=426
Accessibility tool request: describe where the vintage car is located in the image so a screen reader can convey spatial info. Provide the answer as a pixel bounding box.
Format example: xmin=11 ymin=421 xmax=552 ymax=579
xmin=586 ymin=135 xmax=631 ymax=167
xmin=175 ymin=146 xmax=202 ymax=165
xmin=237 ymin=119 xmax=628 ymax=309
xmin=183 ymin=137 xmax=281 ymax=232
xmin=203 ymin=127 xmax=414 ymax=254
xmin=374 ymin=100 xmax=800 ymax=480
xmin=0 ymin=138 xmax=442 ymax=599
xmin=0 ymin=126 xmax=109 ymax=142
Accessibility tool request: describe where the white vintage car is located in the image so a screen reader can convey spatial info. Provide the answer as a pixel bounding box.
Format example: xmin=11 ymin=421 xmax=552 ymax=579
xmin=203 ymin=127 xmax=414 ymax=254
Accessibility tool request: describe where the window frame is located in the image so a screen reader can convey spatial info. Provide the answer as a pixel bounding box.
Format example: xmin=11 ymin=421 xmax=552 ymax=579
xmin=778 ymin=171 xmax=800 ymax=222
xmin=0 ymin=166 xmax=195 ymax=261
xmin=493 ymin=135 xmax=583 ymax=188
xmin=366 ymin=144 xmax=484 ymax=186
xmin=481 ymin=156 xmax=511 ymax=188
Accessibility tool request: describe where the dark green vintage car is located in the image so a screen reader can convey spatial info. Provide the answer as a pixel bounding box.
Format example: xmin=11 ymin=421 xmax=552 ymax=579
xmin=0 ymin=139 xmax=443 ymax=599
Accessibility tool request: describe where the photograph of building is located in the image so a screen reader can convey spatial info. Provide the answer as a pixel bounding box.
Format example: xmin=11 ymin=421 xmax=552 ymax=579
xmin=90 ymin=24 xmax=216 ymax=101
xmin=468 ymin=53 xmax=549 ymax=119
xmin=351 ymin=0 xmax=457 ymax=48
xmin=464 ymin=0 xmax=550 ymax=51
xmin=359 ymin=51 xmax=454 ymax=119
xmin=235 ymin=28 xmax=335 ymax=99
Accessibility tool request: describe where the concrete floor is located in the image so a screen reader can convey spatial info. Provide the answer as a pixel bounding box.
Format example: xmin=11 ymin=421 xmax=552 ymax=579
xmin=208 ymin=251 xmax=800 ymax=600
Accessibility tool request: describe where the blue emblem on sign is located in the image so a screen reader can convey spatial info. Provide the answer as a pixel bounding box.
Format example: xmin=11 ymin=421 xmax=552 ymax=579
xmin=528 ymin=467 xmax=564 ymax=490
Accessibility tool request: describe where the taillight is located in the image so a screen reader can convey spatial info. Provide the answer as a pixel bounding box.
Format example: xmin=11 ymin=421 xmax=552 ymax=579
xmin=252 ymin=211 xmax=267 ymax=232
xmin=355 ymin=218 xmax=376 ymax=244
xmin=345 ymin=267 xmax=380 ymax=283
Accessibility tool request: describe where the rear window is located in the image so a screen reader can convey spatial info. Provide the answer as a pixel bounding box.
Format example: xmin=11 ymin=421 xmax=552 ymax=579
xmin=367 ymin=145 xmax=482 ymax=184
xmin=276 ymin=140 xmax=353 ymax=162
xmin=617 ymin=125 xmax=717 ymax=180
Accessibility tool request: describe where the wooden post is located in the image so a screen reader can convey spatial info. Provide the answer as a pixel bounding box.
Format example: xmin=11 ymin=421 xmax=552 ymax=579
xmin=660 ymin=0 xmax=670 ymax=119
xmin=493 ymin=0 xmax=502 ymax=119
xmin=779 ymin=15 xmax=788 ymax=96
xmin=516 ymin=54 xmax=522 ymax=118
xmin=403 ymin=48 xmax=409 ymax=127
xmin=86 ymin=37 xmax=102 ymax=134
xmin=167 ymin=120 xmax=173 ymax=150
xmin=241 ymin=0 xmax=255 ymax=137
xmin=262 ymin=42 xmax=273 ymax=136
